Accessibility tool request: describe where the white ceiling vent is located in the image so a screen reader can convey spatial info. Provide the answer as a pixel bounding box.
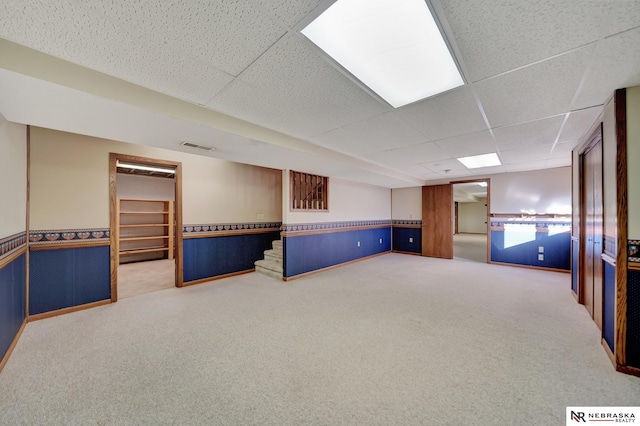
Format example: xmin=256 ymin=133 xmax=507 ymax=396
xmin=180 ymin=141 xmax=215 ymax=151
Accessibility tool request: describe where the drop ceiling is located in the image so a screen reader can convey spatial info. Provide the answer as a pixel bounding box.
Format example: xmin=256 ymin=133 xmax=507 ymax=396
xmin=0 ymin=0 xmax=639 ymax=188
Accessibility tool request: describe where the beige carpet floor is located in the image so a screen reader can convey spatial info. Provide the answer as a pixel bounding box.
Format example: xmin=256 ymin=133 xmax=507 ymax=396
xmin=1 ymin=253 xmax=638 ymax=425
xmin=118 ymin=259 xmax=175 ymax=299
xmin=454 ymin=233 xmax=488 ymax=263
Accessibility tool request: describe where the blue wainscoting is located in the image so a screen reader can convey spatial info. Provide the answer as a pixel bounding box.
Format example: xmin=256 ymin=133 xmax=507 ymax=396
xmin=0 ymin=253 xmax=26 ymax=362
xmin=283 ymin=227 xmax=391 ymax=278
xmin=30 ymin=245 xmax=110 ymax=315
xmin=183 ymin=231 xmax=280 ymax=283
xmin=490 ymin=230 xmax=571 ymax=270
xmin=603 ymin=261 xmax=616 ymax=352
xmin=628 ymin=269 xmax=640 ymax=368
xmin=392 ymin=227 xmax=421 ymax=254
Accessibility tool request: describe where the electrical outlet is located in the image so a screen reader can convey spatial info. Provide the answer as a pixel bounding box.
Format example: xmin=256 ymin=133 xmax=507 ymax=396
xmin=409 ymin=237 xmax=413 ymax=243
xmin=538 ymin=254 xmax=544 ymax=261
xmin=538 ymin=246 xmax=544 ymax=253
xmin=357 ymin=241 xmax=360 ymax=247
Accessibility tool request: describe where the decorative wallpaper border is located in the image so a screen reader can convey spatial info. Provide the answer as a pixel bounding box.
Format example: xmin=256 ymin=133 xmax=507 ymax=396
xmin=489 ymin=218 xmax=571 ymax=231
xmin=629 ymin=240 xmax=640 ymax=263
xmin=392 ymin=220 xmax=423 ymax=226
xmin=29 ymin=228 xmax=110 ymax=245
xmin=0 ymin=232 xmax=27 ymax=260
xmin=282 ymin=220 xmax=391 ymax=233
xmin=183 ymin=222 xmax=282 ymax=235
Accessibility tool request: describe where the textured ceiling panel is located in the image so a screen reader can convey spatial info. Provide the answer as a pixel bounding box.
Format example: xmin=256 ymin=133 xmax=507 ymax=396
xmin=493 ymin=116 xmax=564 ymax=152
xmin=397 ymin=86 xmax=487 ymax=141
xmin=550 ymin=141 xmax=576 ymax=158
xmin=257 ymin=0 xmax=327 ymax=29
xmin=558 ymin=106 xmax=602 ymax=142
xmin=363 ymin=142 xmax=450 ymax=167
xmin=0 ymin=0 xmax=235 ymax=105
xmin=573 ymin=27 xmax=640 ymax=110
xmin=434 ymin=130 xmax=496 ymax=158
xmin=475 ymin=46 xmax=593 ymax=128
xmin=82 ymin=0 xmax=286 ymax=77
xmin=604 ymin=1 xmax=640 ymax=37
xmin=320 ymin=112 xmax=428 ymax=154
xmin=440 ymin=0 xmax=611 ymax=82
xmin=470 ymin=165 xmax=506 ymax=176
xmin=209 ymin=34 xmax=390 ymax=138
xmin=545 ymin=157 xmax=572 ymax=168
xmin=505 ymin=160 xmax=548 ymax=173
xmin=500 ymin=145 xmax=554 ymax=164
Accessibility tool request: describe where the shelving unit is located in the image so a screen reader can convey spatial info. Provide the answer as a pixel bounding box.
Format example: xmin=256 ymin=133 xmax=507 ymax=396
xmin=117 ymin=199 xmax=174 ymax=264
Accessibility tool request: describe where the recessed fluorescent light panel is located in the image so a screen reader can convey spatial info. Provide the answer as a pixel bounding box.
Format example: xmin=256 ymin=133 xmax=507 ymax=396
xmin=301 ymin=0 xmax=464 ymax=108
xmin=477 ymin=181 xmax=488 ymax=187
xmin=116 ymin=161 xmax=176 ymax=174
xmin=457 ymin=153 xmax=501 ymax=169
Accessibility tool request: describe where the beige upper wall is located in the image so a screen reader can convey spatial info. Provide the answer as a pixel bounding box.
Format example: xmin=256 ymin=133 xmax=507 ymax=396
xmin=627 ymin=86 xmax=640 ymax=239
xmin=282 ymin=171 xmax=391 ymax=223
xmin=391 ymin=187 xmax=421 ymax=220
xmin=459 ymin=198 xmax=488 ymax=234
xmin=29 ymin=127 xmax=282 ymax=229
xmin=0 ymin=120 xmax=27 ymax=238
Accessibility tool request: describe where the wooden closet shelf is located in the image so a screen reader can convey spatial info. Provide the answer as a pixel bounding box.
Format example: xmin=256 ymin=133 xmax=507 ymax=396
xmin=120 ymin=224 xmax=169 ymax=228
xmin=120 ymin=235 xmax=169 ymax=242
xmin=120 ymin=247 xmax=170 ymax=255
xmin=120 ymin=211 xmax=169 ymax=215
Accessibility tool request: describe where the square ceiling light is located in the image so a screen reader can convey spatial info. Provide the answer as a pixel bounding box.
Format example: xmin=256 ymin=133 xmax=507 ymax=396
xmin=457 ymin=153 xmax=502 ymax=169
xmin=301 ymin=0 xmax=464 ymax=108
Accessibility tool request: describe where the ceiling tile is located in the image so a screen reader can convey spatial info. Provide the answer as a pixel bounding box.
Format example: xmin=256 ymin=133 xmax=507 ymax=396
xmin=500 ymin=145 xmax=554 ymax=164
xmin=257 ymin=0 xmax=326 ymax=29
xmin=364 ymin=142 xmax=450 ymax=167
xmin=550 ymin=141 xmax=576 ymax=158
xmin=493 ymin=116 xmax=564 ymax=151
xmin=470 ymin=165 xmax=506 ymax=175
xmin=573 ymin=26 xmax=640 ymax=110
xmin=209 ymin=34 xmax=390 ymax=138
xmin=397 ymin=86 xmax=487 ymax=141
xmin=82 ymin=0 xmax=286 ymax=77
xmin=434 ymin=130 xmax=496 ymax=158
xmin=440 ymin=0 xmax=612 ymax=81
xmin=330 ymin=112 xmax=428 ymax=154
xmin=474 ymin=46 xmax=593 ymax=128
xmin=558 ymin=106 xmax=603 ymax=142
xmin=420 ymin=158 xmax=469 ymax=174
xmin=545 ymin=157 xmax=572 ymax=168
xmin=604 ymin=1 xmax=640 ymax=37
xmin=505 ymin=160 xmax=549 ymax=173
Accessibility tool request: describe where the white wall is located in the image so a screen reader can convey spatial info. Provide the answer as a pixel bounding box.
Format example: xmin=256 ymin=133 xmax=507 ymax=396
xmin=391 ymin=187 xmax=421 ymax=220
xmin=490 ymin=167 xmax=571 ymax=214
xmin=29 ymin=127 xmax=282 ymax=229
xmin=116 ymin=173 xmax=175 ymax=201
xmin=0 ymin=120 xmax=27 ymax=238
xmin=627 ymin=86 xmax=640 ymax=239
xmin=282 ymin=171 xmax=391 ymax=223
xmin=458 ymin=198 xmax=487 ymax=233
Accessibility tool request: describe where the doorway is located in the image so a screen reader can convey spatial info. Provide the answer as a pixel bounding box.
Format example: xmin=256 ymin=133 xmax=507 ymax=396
xmin=452 ymin=180 xmax=489 ymax=263
xmin=109 ymin=153 xmax=183 ymax=301
xmin=580 ymin=127 xmax=604 ymax=329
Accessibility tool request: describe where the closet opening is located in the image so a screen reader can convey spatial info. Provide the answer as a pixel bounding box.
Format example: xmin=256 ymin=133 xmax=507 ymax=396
xmin=109 ymin=153 xmax=183 ymax=301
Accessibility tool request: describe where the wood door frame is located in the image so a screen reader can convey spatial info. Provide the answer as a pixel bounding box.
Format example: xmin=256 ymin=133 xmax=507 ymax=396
xmin=451 ymin=178 xmax=491 ymax=263
xmin=109 ymin=153 xmax=183 ymax=302
xmin=578 ymin=126 xmax=603 ymax=310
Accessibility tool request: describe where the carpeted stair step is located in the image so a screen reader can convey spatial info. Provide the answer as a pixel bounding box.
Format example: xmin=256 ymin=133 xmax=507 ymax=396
xmin=255 ymin=259 xmax=283 ymax=280
xmin=272 ymin=239 xmax=282 ymax=251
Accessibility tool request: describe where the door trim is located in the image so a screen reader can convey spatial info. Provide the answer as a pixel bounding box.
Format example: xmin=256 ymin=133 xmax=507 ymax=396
xmin=109 ymin=153 xmax=184 ymax=302
xmin=451 ymin=178 xmax=491 ymax=263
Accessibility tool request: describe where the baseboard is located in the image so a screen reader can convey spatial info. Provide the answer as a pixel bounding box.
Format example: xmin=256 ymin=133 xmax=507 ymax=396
xmin=182 ymin=268 xmax=255 ymax=287
xmin=0 ymin=318 xmax=27 ymax=373
xmin=283 ymin=251 xmax=390 ymax=281
xmin=602 ymin=338 xmax=616 ymax=367
xmin=616 ymin=365 xmax=640 ymax=377
xmin=28 ymin=299 xmax=111 ymax=322
xmin=488 ymin=261 xmax=570 ymax=274
xmin=391 ymin=250 xmax=421 ymax=256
